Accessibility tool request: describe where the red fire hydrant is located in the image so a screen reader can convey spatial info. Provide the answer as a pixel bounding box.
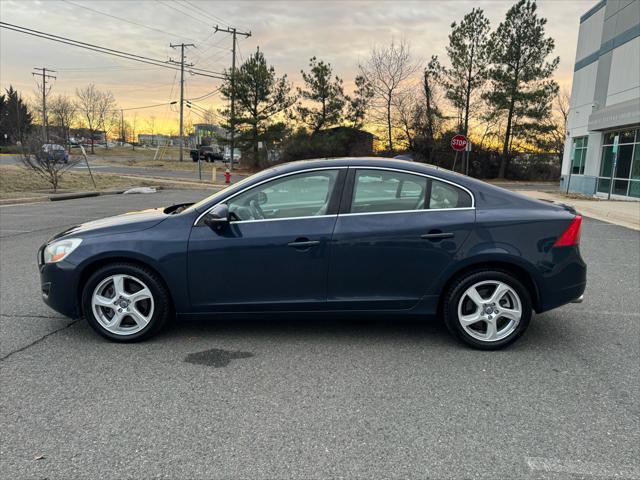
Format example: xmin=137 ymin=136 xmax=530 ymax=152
xmin=224 ymin=169 xmax=231 ymax=184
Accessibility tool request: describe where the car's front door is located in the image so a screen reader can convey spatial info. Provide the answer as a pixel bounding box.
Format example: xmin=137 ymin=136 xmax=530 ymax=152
xmin=188 ymin=168 xmax=345 ymax=312
xmin=327 ymin=168 xmax=475 ymax=310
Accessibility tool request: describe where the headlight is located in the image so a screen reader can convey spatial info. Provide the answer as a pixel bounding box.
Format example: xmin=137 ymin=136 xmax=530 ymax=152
xmin=44 ymin=238 xmax=82 ymax=264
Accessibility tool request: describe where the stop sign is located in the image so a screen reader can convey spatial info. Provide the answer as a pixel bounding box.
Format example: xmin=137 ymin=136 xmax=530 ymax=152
xmin=451 ymin=134 xmax=468 ymax=151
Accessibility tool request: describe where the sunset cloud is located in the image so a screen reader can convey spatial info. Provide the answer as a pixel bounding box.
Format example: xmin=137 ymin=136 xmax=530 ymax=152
xmin=1 ymin=0 xmax=593 ymax=133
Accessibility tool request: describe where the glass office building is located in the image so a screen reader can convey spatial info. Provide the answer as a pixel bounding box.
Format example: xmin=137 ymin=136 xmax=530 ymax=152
xmin=561 ymin=0 xmax=640 ymax=199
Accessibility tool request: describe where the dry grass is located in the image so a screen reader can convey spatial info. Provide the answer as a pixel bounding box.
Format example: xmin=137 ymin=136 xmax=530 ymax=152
xmin=0 ymin=165 xmax=160 ymax=199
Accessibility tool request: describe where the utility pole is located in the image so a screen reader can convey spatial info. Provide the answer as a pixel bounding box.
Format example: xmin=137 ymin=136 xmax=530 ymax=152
xmin=214 ymin=25 xmax=251 ymax=171
xmin=120 ymin=109 xmax=124 ymax=144
xmin=170 ymin=43 xmax=194 ymax=161
xmin=32 ymin=67 xmax=56 ymax=142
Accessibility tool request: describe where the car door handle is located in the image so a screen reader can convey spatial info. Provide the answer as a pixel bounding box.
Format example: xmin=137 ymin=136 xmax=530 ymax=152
xmin=288 ymin=239 xmax=321 ymax=248
xmin=421 ymin=232 xmax=454 ymax=240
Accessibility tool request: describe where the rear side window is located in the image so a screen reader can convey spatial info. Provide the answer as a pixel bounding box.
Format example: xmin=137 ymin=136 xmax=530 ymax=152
xmin=349 ymin=169 xmax=472 ymax=213
xmin=351 ymin=170 xmax=427 ymax=213
xmin=429 ymin=179 xmax=472 ymax=209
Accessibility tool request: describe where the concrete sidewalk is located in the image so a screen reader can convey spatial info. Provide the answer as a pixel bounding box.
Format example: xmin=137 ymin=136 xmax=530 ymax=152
xmin=515 ymin=190 xmax=640 ymax=231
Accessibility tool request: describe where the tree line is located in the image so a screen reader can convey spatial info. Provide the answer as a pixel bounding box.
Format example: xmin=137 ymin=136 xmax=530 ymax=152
xmin=0 ymin=82 xmax=124 ymax=155
xmin=218 ymin=0 xmax=566 ymax=178
xmin=1 ymin=0 xmax=567 ymax=179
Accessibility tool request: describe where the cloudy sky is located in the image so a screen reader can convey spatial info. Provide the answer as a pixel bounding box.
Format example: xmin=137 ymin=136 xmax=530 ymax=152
xmin=1 ymin=0 xmax=595 ymax=133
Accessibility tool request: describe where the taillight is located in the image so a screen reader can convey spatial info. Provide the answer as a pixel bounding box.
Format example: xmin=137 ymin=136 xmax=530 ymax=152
xmin=553 ymin=215 xmax=582 ymax=247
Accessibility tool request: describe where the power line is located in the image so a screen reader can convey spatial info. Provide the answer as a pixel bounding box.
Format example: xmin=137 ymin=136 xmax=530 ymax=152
xmin=60 ymin=0 xmax=199 ymax=43
xmin=214 ymin=25 xmax=251 ymax=171
xmin=179 ymin=0 xmax=247 ymax=31
xmin=0 ymin=22 xmax=225 ymax=80
xmin=121 ymin=101 xmax=176 ymax=112
xmin=54 ymin=66 xmax=164 ymax=72
xmin=32 ymin=67 xmax=56 ymax=142
xmin=169 ymin=42 xmax=195 ymax=161
xmin=187 ymin=88 xmax=220 ymax=102
xmin=156 ymin=0 xmax=211 ymax=27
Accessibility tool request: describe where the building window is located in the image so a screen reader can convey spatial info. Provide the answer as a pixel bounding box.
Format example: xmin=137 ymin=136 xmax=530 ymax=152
xmin=570 ymin=137 xmax=588 ymax=174
xmin=596 ymin=127 xmax=640 ymax=198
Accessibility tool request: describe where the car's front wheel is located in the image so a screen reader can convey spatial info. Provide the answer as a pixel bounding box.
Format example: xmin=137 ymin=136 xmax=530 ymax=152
xmin=81 ymin=263 xmax=171 ymax=342
xmin=443 ymin=270 xmax=532 ymax=350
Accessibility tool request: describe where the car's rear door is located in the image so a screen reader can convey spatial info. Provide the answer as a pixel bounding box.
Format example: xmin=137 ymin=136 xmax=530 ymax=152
xmin=326 ymin=167 xmax=475 ymax=310
xmin=188 ymin=168 xmax=346 ymax=312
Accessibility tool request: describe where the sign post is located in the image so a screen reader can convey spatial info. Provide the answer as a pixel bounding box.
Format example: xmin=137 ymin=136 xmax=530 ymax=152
xmin=465 ymin=140 xmax=472 ymax=176
xmin=608 ymin=135 xmax=619 ymax=200
xmin=450 ymin=134 xmax=468 ymax=173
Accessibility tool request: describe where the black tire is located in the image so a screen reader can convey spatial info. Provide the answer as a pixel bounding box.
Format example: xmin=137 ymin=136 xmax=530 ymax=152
xmin=81 ymin=262 xmax=171 ymax=342
xmin=443 ymin=270 xmax=532 ymax=350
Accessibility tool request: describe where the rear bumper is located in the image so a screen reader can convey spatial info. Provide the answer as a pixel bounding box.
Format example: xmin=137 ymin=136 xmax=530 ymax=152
xmin=537 ymin=246 xmax=587 ymax=313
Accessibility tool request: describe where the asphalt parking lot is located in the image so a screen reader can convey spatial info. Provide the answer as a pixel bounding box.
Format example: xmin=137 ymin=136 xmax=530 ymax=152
xmin=1 ymin=189 xmax=638 ymax=479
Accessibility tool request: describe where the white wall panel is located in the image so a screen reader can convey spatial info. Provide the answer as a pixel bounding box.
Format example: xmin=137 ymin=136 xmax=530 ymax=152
xmin=606 ymin=37 xmax=640 ymax=106
xmin=576 ymin=8 xmax=605 ymax=61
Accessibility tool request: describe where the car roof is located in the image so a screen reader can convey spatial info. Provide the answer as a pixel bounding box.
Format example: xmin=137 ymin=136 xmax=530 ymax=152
xmin=269 ymin=157 xmax=562 ymax=211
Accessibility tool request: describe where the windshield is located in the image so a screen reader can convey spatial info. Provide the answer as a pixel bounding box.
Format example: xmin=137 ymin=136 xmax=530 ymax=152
xmin=182 ymin=167 xmax=280 ymax=213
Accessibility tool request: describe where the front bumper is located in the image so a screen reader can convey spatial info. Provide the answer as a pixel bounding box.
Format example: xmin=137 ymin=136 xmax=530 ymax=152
xmin=38 ymin=246 xmax=80 ymax=318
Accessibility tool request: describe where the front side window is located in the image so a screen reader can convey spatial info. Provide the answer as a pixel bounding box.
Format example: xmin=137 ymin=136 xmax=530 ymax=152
xmin=227 ymin=170 xmax=339 ymax=221
xmin=350 ymin=169 xmax=472 ymax=214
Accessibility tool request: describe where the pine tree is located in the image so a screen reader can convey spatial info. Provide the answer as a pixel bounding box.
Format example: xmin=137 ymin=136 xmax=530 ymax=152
xmin=443 ymin=8 xmax=490 ymax=136
xmin=219 ymin=48 xmax=295 ymax=167
xmin=0 ymin=86 xmax=33 ymax=146
xmin=484 ymin=0 xmax=559 ymax=178
xmin=297 ymin=57 xmax=346 ymax=132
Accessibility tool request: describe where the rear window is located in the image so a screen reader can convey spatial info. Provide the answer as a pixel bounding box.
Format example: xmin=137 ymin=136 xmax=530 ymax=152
xmin=429 ymin=179 xmax=472 ymax=209
xmin=349 ymin=169 xmax=472 ymax=213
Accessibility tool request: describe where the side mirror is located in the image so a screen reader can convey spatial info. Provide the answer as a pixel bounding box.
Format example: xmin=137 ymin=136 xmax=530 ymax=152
xmin=203 ymin=204 xmax=229 ymax=231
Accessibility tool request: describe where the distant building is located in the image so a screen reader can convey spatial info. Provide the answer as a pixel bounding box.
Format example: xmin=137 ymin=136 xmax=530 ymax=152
xmin=138 ymin=134 xmax=171 ymax=146
xmin=562 ymin=0 xmax=640 ymax=199
xmin=191 ymin=123 xmax=226 ymax=147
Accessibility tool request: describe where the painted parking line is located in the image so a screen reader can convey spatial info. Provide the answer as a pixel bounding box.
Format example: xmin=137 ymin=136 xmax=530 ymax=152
xmin=526 ymin=457 xmax=640 ymax=478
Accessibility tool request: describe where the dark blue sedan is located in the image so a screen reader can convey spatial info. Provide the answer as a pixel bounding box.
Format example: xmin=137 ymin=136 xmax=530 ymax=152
xmin=38 ymin=158 xmax=586 ymax=349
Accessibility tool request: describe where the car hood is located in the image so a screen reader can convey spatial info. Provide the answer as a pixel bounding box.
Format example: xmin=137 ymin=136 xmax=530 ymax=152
xmin=52 ymin=207 xmax=169 ymax=240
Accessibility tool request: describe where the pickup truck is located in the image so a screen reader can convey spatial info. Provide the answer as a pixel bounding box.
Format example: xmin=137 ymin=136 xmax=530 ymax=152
xmin=190 ymin=145 xmax=223 ymax=162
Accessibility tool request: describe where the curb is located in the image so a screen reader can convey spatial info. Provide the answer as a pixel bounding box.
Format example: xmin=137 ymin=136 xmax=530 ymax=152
xmin=0 ymin=185 xmax=166 ymax=206
xmin=49 ymin=191 xmax=100 ymax=201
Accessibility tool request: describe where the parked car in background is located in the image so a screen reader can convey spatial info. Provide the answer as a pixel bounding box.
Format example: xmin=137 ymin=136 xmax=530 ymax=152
xmin=42 ymin=144 xmax=69 ymax=163
xmin=223 ymin=147 xmax=241 ymax=164
xmin=37 ymin=157 xmax=586 ymax=349
xmin=190 ymin=145 xmax=223 ymax=162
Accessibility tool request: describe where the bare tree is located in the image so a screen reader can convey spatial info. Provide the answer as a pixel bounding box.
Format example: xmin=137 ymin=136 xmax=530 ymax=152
xmin=97 ymin=91 xmax=117 ymax=149
xmin=533 ymin=88 xmax=570 ymax=160
xmin=146 ymin=115 xmax=157 ymax=146
xmin=393 ymin=88 xmax=420 ymax=151
xmin=20 ymin=134 xmax=78 ymax=192
xmin=48 ymin=95 xmax=77 ymax=149
xmin=130 ymin=113 xmax=138 ymax=150
xmin=358 ymin=39 xmax=419 ymax=153
xmin=76 ymin=84 xmax=116 ymax=154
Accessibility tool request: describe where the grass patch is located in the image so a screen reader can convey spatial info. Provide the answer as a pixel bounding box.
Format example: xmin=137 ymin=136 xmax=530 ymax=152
xmin=0 ymin=165 xmax=160 ymax=199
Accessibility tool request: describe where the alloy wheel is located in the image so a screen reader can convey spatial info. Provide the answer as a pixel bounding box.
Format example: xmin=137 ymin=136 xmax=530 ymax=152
xmin=91 ymin=274 xmax=155 ymax=336
xmin=457 ymin=280 xmax=522 ymax=342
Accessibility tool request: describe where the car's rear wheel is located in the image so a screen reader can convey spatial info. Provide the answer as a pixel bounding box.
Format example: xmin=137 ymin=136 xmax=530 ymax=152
xmin=443 ymin=270 xmax=532 ymax=350
xmin=81 ymin=263 xmax=170 ymax=342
